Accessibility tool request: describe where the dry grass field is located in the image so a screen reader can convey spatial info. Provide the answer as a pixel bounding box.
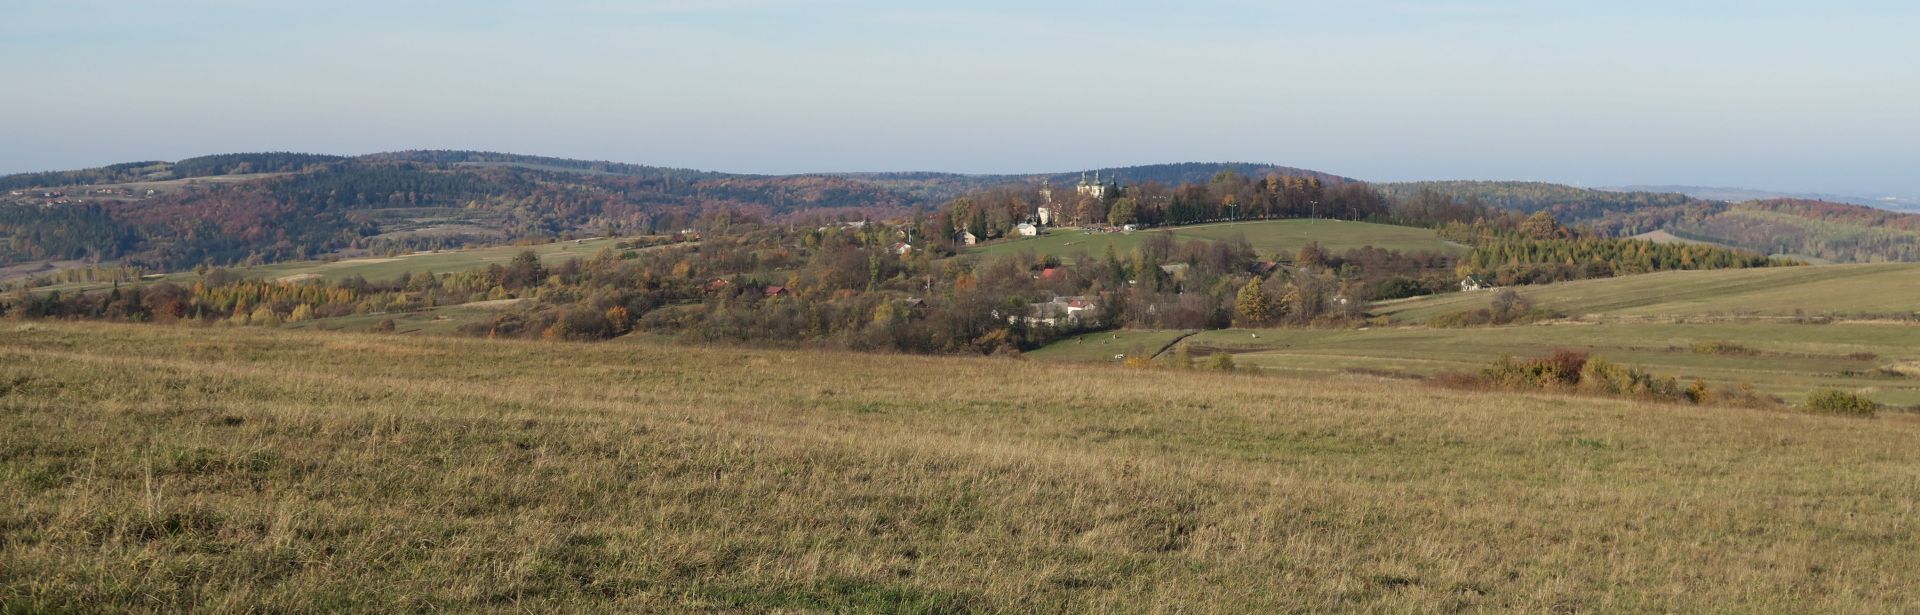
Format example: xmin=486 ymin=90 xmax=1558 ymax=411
xmin=5 ymin=322 xmax=1920 ymax=612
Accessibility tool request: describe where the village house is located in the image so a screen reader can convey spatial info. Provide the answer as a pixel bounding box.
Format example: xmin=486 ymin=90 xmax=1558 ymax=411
xmin=890 ymin=242 xmax=913 ymax=256
xmin=955 ymin=230 xmax=977 ymax=246
xmin=1010 ymin=295 xmax=1100 ymax=327
xmin=1460 ymin=276 xmax=1492 ymax=292
xmin=1014 ymin=223 xmax=1039 ymax=237
xmin=763 ymin=285 xmax=789 ymax=298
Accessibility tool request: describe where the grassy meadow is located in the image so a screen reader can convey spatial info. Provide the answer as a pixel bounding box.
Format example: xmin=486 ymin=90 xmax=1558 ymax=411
xmin=967 ymin=219 xmax=1463 ymax=261
xmin=5 ymin=321 xmax=1920 ymax=612
xmin=1374 ymin=262 xmax=1920 ymax=324
xmin=1167 ymin=323 xmax=1920 ymax=405
xmin=1022 ymin=329 xmax=1195 ymax=363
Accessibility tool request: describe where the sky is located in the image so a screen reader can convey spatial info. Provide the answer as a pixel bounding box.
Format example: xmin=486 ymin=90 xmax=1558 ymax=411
xmin=2 ymin=0 xmax=1916 ymax=195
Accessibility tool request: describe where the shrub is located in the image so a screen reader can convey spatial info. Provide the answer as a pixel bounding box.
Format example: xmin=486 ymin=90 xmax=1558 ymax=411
xmin=1802 ymin=389 xmax=1877 ymax=417
xmin=1206 ymin=352 xmax=1236 ymax=372
xmin=1482 ymin=349 xmax=1587 ymax=388
xmin=1578 ymin=358 xmax=1682 ymax=401
xmin=1489 ymin=289 xmax=1532 ymax=324
xmin=1690 ymin=340 xmax=1758 ymax=356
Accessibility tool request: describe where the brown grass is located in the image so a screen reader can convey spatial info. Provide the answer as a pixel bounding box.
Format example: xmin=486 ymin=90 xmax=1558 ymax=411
xmin=3 ymin=322 xmax=1919 ymax=612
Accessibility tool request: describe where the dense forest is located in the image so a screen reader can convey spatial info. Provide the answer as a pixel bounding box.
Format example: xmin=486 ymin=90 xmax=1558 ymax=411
xmin=1378 ymin=181 xmax=1702 ymax=223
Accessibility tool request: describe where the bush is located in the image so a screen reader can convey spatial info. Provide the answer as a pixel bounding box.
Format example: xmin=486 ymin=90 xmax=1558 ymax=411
xmin=1206 ymin=352 xmax=1236 ymax=372
xmin=1690 ymin=340 xmax=1758 ymax=356
xmin=1802 ymin=389 xmax=1878 ymax=417
xmin=1578 ymin=357 xmax=1682 ymax=401
xmin=1482 ymin=349 xmax=1587 ymax=388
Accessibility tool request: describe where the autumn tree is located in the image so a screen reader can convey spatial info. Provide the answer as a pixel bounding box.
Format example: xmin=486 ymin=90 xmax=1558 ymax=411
xmin=1107 ymin=197 xmax=1137 ymax=227
xmin=1235 ymin=276 xmax=1272 ymax=326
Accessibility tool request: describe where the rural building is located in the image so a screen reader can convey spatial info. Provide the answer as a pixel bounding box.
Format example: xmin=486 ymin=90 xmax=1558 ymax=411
xmin=1014 ymin=223 xmax=1039 ymax=237
xmin=956 ymin=230 xmax=977 ymax=246
xmin=890 ymin=242 xmax=913 ymax=255
xmin=1460 ymin=276 xmax=1492 ymax=292
xmin=763 ymin=285 xmax=789 ymax=297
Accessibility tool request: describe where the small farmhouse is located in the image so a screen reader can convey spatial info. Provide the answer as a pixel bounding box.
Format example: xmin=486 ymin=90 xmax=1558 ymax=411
xmin=1460 ymin=276 xmax=1492 ymax=292
xmin=1014 ymin=223 xmax=1039 ymax=237
xmin=956 ymin=230 xmax=977 ymax=246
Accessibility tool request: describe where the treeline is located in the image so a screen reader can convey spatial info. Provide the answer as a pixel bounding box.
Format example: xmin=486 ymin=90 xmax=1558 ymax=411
xmin=942 ymin=171 xmax=1389 ymax=240
xmin=1441 ymin=211 xmax=1791 ymax=285
xmin=4 ymin=209 xmax=1471 ymax=353
xmin=0 ymin=238 xmax=675 ymax=325
xmin=1378 ymin=181 xmax=1701 ymax=223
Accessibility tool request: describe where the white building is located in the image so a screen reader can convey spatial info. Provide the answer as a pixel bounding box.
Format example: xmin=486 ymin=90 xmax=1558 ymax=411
xmin=956 ymin=230 xmax=977 ymax=246
xmin=1076 ymin=171 xmax=1118 ymax=198
xmin=1014 ymin=223 xmax=1039 ymax=237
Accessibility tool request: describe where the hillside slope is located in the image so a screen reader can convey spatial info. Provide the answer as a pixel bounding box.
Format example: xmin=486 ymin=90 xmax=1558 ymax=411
xmin=1376 ymin=262 xmax=1920 ymax=323
xmin=1379 ymin=181 xmax=1920 ymax=262
xmin=5 ymin=322 xmax=1920 ymax=611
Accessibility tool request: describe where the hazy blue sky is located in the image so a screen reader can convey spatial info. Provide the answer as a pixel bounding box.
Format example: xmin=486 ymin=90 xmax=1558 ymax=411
xmin=2 ymin=1 xmax=1915 ymax=194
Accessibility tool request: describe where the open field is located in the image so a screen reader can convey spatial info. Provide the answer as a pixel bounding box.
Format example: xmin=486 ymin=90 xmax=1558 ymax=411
xmin=279 ymin=299 xmax=528 ymax=335
xmin=1375 ymin=263 xmax=1920 ymax=324
xmin=1022 ymin=329 xmax=1194 ymax=363
xmin=968 ymin=219 xmax=1463 ymax=261
xmin=5 ymin=322 xmax=1920 ymax=611
xmin=31 ymin=236 xmax=662 ymax=294
xmin=1165 ymin=322 xmax=1920 ymax=405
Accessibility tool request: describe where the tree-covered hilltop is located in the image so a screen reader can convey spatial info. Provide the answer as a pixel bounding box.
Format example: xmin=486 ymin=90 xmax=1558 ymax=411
xmin=0 ymin=153 xmax=347 ymax=191
xmin=0 ymin=155 xmax=950 ymax=270
xmin=1377 ymin=180 xmax=1702 ymax=223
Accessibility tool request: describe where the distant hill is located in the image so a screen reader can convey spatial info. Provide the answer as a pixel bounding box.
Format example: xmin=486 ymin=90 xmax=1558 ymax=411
xmin=1377 ymin=180 xmax=1702 ymax=225
xmin=1603 ymin=185 xmax=1920 ymax=212
xmin=0 ymin=154 xmax=1358 ymax=273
